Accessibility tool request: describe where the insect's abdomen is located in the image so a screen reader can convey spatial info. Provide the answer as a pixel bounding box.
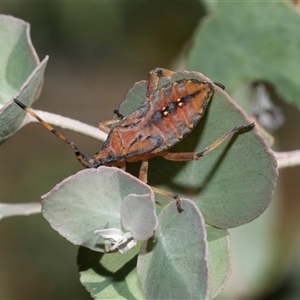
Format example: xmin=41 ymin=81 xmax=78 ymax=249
xmin=98 ymin=79 xmax=214 ymax=164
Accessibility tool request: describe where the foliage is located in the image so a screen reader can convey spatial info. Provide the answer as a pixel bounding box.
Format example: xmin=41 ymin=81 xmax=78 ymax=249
xmin=189 ymin=1 xmax=300 ymax=108
xmin=188 ymin=2 xmax=300 ymax=298
xmin=3 ymin=2 xmax=300 ymax=297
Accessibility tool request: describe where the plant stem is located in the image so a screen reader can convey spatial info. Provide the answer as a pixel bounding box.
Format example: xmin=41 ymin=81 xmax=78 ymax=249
xmin=2 ymin=108 xmax=300 ymax=219
xmin=0 ymin=202 xmax=41 ymax=220
xmin=21 ymin=109 xmax=108 ymax=142
xmin=274 ymin=150 xmax=300 ymax=169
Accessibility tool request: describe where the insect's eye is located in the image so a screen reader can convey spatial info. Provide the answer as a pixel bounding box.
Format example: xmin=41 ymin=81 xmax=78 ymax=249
xmin=176 ymin=98 xmax=184 ymax=108
xmin=162 ymin=107 xmax=170 ymax=117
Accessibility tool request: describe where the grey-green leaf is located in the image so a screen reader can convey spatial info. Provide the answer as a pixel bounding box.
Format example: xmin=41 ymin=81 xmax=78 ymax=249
xmin=78 ymin=201 xmax=232 ymax=300
xmin=0 ymin=56 xmax=48 ymax=143
xmin=137 ymin=199 xmax=209 ymax=300
xmin=0 ymin=15 xmax=46 ymax=144
xmin=188 ymin=2 xmax=300 ymax=107
xmin=121 ymin=193 xmax=158 ymax=241
xmin=207 ymin=225 xmax=231 ymax=299
xmin=0 ymin=14 xmax=39 ymax=104
xmin=78 ymin=244 xmax=146 ymax=299
xmin=41 ymin=166 xmax=154 ymax=252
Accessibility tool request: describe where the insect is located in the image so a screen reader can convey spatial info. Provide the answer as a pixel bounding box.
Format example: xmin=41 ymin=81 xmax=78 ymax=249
xmin=14 ymin=68 xmax=254 ymax=212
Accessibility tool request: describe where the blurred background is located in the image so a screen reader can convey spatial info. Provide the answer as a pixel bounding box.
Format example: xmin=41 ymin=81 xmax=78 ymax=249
xmin=0 ymin=2 xmax=204 ymax=299
xmin=1 ymin=1 xmax=300 ymax=299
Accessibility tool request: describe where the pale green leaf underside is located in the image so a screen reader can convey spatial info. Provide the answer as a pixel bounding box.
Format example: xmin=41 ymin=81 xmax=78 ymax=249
xmin=138 ymin=199 xmax=209 ymax=300
xmin=0 ymin=15 xmax=47 ymax=143
xmin=78 ymin=201 xmax=231 ymax=299
xmin=41 ymin=166 xmax=153 ymax=252
xmin=0 ymin=56 xmax=48 ymax=143
xmin=78 ymin=243 xmax=146 ymax=300
xmin=0 ymin=14 xmax=39 ymax=104
xmin=207 ymin=225 xmax=231 ymax=299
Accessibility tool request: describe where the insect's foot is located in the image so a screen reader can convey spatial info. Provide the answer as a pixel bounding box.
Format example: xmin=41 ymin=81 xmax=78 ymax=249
xmin=114 ymin=109 xmax=124 ymax=119
xmin=235 ymin=122 xmax=255 ymax=133
xmin=246 ymin=122 xmax=256 ymax=130
xmin=175 ymin=197 xmax=184 ymax=213
xmin=14 ymin=98 xmax=27 ymax=109
xmin=153 ymin=67 xmax=174 ymax=78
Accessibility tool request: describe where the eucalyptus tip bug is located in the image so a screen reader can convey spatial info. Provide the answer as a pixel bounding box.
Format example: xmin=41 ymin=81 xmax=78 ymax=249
xmin=14 ymin=68 xmax=254 ymax=212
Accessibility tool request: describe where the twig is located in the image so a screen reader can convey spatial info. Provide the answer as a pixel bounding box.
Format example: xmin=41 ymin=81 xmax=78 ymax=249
xmin=2 ymin=107 xmax=300 ymax=219
xmin=23 ymin=110 xmax=300 ymax=170
xmin=274 ymin=150 xmax=300 ymax=169
xmin=0 ymin=202 xmax=41 ymax=220
xmin=21 ymin=109 xmax=108 ymax=142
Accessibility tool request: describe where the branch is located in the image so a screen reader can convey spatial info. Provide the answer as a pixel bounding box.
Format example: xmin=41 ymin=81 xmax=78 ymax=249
xmin=0 ymin=202 xmax=41 ymax=220
xmin=274 ymin=150 xmax=300 ymax=169
xmin=23 ymin=110 xmax=300 ymax=170
xmin=0 ymin=109 xmax=108 ymax=220
xmin=21 ymin=109 xmax=108 ymax=142
xmin=2 ymin=106 xmax=300 ymax=219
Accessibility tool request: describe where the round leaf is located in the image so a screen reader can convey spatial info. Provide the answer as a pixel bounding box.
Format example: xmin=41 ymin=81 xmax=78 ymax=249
xmin=207 ymin=225 xmax=231 ymax=299
xmin=0 ymin=15 xmax=47 ymax=144
xmin=41 ymin=166 xmax=154 ymax=252
xmin=121 ymin=193 xmax=158 ymax=241
xmin=0 ymin=15 xmax=39 ymax=104
xmin=0 ymin=56 xmax=48 ymax=142
xmin=188 ymin=2 xmax=300 ymax=108
xmin=119 ymin=70 xmax=277 ymax=228
xmin=78 ymin=244 xmax=146 ymax=299
xmin=137 ymin=199 xmax=209 ymax=300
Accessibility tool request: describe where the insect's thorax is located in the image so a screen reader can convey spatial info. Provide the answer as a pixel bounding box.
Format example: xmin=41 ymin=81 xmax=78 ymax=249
xmin=95 ymin=78 xmax=214 ymax=165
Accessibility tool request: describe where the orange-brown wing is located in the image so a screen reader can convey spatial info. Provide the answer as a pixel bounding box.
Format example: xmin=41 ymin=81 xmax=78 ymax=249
xmin=97 ymin=78 xmax=214 ymax=164
xmin=98 ymin=129 xmax=163 ymax=164
xmin=139 ymin=79 xmax=214 ymax=150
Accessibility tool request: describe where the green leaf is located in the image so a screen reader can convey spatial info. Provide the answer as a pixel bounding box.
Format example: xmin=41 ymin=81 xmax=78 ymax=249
xmin=0 ymin=15 xmax=46 ymax=144
xmin=0 ymin=15 xmax=39 ymax=104
xmin=119 ymin=70 xmax=278 ymax=228
xmin=206 ymin=225 xmax=231 ymax=299
xmin=188 ymin=2 xmax=300 ymax=107
xmin=41 ymin=166 xmax=154 ymax=252
xmin=78 ymin=200 xmax=232 ymax=300
xmin=78 ymin=244 xmax=146 ymax=299
xmin=121 ymin=193 xmax=158 ymax=241
xmin=0 ymin=56 xmax=48 ymax=143
xmin=137 ymin=199 xmax=209 ymax=300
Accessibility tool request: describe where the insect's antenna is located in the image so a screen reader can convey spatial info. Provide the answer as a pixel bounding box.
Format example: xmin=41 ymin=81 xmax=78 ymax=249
xmin=14 ymin=99 xmax=98 ymax=168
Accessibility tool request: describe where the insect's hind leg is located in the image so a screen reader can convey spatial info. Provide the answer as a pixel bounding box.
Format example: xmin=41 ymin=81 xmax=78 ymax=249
xmin=14 ymin=99 xmax=98 ymax=168
xmin=162 ymin=123 xmax=255 ymax=162
xmin=139 ymin=160 xmax=183 ymax=212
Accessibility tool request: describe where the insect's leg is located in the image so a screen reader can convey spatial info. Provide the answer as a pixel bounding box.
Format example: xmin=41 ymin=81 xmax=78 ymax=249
xmin=151 ymin=187 xmax=183 ymax=213
xmin=139 ymin=160 xmax=183 ymax=212
xmin=14 ymin=99 xmax=98 ymax=168
xmin=139 ymin=160 xmax=149 ymax=183
xmin=113 ymin=109 xmax=124 ymax=119
xmin=162 ymin=123 xmax=255 ymax=161
xmin=147 ymin=68 xmax=174 ymax=97
xmin=111 ymin=161 xmax=126 ymax=171
xmin=99 ymin=119 xmax=121 ymax=134
xmin=98 ymin=110 xmax=124 ymax=134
